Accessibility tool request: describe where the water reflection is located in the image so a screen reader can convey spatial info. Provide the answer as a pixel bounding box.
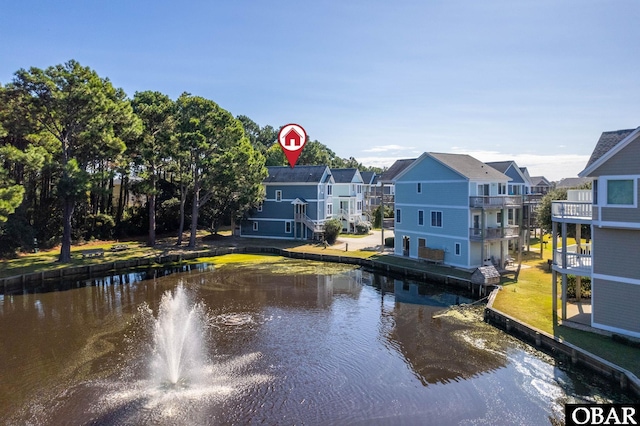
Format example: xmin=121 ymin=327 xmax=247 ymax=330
xmin=0 ymin=259 xmax=631 ymax=425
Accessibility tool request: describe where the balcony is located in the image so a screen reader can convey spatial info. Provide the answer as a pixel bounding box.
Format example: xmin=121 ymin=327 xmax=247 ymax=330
xmin=553 ymin=244 xmax=592 ymax=276
xmin=469 ymin=196 xmax=522 ymax=209
xmin=469 ymin=226 xmax=520 ymax=241
xmin=551 ymin=201 xmax=592 ymax=222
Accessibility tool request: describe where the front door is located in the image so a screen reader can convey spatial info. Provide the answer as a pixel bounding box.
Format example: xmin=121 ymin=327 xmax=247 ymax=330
xmin=403 ymin=236 xmax=410 ymax=257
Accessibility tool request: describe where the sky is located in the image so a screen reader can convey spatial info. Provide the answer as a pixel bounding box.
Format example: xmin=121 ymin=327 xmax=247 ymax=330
xmin=1 ymin=0 xmax=639 ymax=181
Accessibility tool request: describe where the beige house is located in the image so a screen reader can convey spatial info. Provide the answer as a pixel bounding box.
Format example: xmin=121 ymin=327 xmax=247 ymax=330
xmin=552 ymin=127 xmax=640 ymax=338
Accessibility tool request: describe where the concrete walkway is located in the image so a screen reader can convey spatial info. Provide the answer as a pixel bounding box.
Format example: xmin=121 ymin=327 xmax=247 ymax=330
xmin=333 ymin=229 xmax=394 ymax=252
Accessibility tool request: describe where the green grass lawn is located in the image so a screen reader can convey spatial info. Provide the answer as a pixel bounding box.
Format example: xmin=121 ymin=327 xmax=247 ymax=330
xmin=493 ymin=256 xmax=640 ymax=377
xmin=3 ymin=232 xmax=637 ymax=378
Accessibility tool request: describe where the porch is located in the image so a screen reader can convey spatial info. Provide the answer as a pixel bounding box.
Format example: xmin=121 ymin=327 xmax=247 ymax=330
xmin=469 ymin=226 xmax=520 ymax=241
xmin=469 ymin=196 xmax=522 ymax=208
xmin=552 ymin=244 xmax=592 ymax=276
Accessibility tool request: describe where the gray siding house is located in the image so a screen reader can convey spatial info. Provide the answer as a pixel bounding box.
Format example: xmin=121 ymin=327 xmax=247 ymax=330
xmin=241 ymin=165 xmax=334 ymax=240
xmin=552 ymin=126 xmax=640 ymax=338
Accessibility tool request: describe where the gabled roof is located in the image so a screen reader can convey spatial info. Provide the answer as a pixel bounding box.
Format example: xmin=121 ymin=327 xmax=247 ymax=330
xmin=530 ymin=176 xmax=551 ymax=187
xmin=484 ymin=161 xmax=512 ymax=174
xmin=486 ymin=160 xmax=530 ymax=184
xmin=556 ymin=177 xmax=592 ymax=189
xmin=331 ymin=168 xmax=363 ymax=184
xmin=360 ymin=171 xmax=376 ymax=185
xmin=428 ymin=153 xmax=510 ymax=181
xmin=264 ymin=165 xmax=330 ymax=183
xmin=579 ymin=127 xmax=640 ymax=177
xmin=379 ymin=159 xmax=416 ymax=183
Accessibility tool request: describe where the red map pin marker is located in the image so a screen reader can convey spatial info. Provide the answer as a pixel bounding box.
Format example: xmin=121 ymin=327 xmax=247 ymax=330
xmin=278 ymin=124 xmax=307 ymax=168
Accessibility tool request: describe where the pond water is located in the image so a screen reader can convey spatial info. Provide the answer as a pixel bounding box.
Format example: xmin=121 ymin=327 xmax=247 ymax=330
xmin=0 ymin=257 xmax=632 ymax=425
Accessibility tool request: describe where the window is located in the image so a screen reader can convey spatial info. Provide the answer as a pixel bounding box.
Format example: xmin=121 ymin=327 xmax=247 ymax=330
xmin=417 ymin=182 xmax=422 ymax=193
xmin=327 ymin=185 xmax=332 ymax=196
xmin=327 ymin=204 xmax=333 ymax=215
xmin=252 ymin=222 xmax=258 ymax=231
xmin=455 ymin=243 xmax=461 ymax=256
xmin=498 ymin=183 xmax=506 ymax=195
xmin=431 ymin=211 xmax=442 ymax=227
xmin=357 ymin=201 xmax=362 ymax=211
xmin=593 ymin=180 xmax=598 ymax=206
xmin=275 ymin=190 xmax=282 ymax=202
xmin=418 ymin=210 xmax=424 ymax=225
xmin=418 ymin=238 xmax=426 ymax=248
xmin=497 ymin=212 xmax=502 ymax=225
xmin=606 ymin=179 xmax=634 ymax=205
xmin=285 ymin=221 xmax=292 ymax=233
xmin=478 ymin=184 xmax=489 ymax=196
xmin=357 ymin=185 xmax=362 ymax=194
xmin=396 ymin=209 xmax=401 ymax=224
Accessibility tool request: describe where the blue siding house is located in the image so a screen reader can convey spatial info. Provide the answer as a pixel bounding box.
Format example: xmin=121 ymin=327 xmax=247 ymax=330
xmin=393 ymin=152 xmax=521 ymax=270
xmin=241 ymin=165 xmax=334 ymax=240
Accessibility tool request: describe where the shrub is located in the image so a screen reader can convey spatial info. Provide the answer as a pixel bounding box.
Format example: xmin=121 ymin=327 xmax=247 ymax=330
xmin=324 ymin=218 xmax=342 ymax=244
xmin=566 ymin=275 xmax=591 ymax=299
xmin=355 ymin=222 xmax=370 ymax=235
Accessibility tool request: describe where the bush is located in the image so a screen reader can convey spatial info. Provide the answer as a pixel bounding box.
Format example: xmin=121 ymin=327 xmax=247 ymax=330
xmin=355 ymin=222 xmax=370 ymax=235
xmin=566 ymin=275 xmax=591 ymax=299
xmin=324 ymin=218 xmax=342 ymax=245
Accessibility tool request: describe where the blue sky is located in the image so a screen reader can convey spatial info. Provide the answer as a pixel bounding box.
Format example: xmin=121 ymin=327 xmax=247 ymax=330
xmin=1 ymin=0 xmax=638 ymax=181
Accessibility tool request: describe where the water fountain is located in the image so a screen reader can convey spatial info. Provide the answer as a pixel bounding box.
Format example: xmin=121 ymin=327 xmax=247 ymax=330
xmin=150 ymin=284 xmax=209 ymax=387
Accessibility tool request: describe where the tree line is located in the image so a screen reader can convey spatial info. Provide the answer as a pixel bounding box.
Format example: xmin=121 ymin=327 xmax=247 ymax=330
xmin=0 ymin=60 xmax=379 ymax=261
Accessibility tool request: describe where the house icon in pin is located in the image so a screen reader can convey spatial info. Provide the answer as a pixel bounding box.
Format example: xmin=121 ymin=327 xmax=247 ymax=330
xmin=284 ymin=128 xmax=302 ymax=147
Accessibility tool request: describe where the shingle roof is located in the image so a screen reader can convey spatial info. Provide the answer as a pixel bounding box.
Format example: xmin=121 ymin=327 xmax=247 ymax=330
xmin=264 ymin=165 xmax=329 ymax=183
xmin=556 ymin=177 xmax=592 ymax=189
xmin=360 ymin=171 xmax=376 ymax=185
xmin=585 ymin=129 xmax=636 ymax=168
xmin=379 ymin=159 xmax=416 ymax=182
xmin=530 ymin=176 xmax=550 ymax=186
xmin=485 ymin=161 xmax=512 ymax=174
xmin=331 ymin=168 xmax=361 ymax=184
xmin=429 ymin=153 xmax=510 ymax=181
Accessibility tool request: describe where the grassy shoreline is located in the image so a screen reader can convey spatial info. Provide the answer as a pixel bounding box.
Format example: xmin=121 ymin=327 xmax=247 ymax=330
xmin=2 ymin=232 xmax=638 ymax=378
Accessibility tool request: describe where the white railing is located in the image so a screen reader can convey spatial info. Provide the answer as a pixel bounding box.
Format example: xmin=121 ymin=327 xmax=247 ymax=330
xmin=553 ymin=245 xmax=592 ymax=275
xmin=552 ymin=201 xmax=592 ymax=220
xmin=295 ymin=214 xmax=324 ymax=232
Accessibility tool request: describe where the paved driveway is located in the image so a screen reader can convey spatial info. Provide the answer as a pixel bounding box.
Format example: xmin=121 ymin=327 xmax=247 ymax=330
xmin=334 ymin=229 xmax=394 ymax=252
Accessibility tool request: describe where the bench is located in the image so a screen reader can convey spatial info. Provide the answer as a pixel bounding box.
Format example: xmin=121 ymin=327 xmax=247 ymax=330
xmin=110 ymin=244 xmax=129 ymax=252
xmin=81 ymin=248 xmax=104 ymax=259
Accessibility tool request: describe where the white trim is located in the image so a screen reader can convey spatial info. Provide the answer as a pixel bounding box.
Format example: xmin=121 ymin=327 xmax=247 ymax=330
xmin=591 ymin=322 xmax=640 ymax=339
xmin=249 ymin=218 xmax=293 ymax=222
xmin=592 ymin=273 xmax=640 ymax=286
xmin=579 ymin=127 xmax=640 ymax=177
xmin=393 ymin=227 xmax=464 ymax=241
xmin=265 ymin=198 xmax=319 ymax=203
xmin=430 ymin=210 xmax=443 ymax=228
xmin=601 ymin=175 xmax=638 ymax=208
xmin=592 ymin=220 xmax=640 ymax=230
xmin=396 ymin=179 xmax=466 ymax=184
xmin=241 ymin=235 xmax=297 ymax=241
xmin=395 ymin=203 xmax=468 ymax=210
